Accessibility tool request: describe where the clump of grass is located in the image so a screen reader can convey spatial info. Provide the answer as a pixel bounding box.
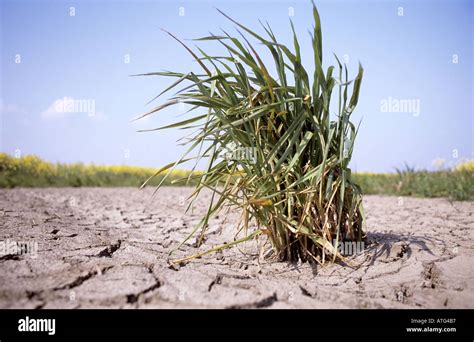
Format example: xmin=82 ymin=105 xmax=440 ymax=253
xmin=137 ymin=2 xmax=366 ymax=263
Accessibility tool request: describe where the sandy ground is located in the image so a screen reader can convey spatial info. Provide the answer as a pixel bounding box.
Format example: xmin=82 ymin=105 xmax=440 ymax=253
xmin=0 ymin=187 xmax=472 ymax=309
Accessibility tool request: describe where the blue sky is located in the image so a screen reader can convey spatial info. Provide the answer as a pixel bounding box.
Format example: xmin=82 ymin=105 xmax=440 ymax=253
xmin=0 ymin=0 xmax=472 ymax=172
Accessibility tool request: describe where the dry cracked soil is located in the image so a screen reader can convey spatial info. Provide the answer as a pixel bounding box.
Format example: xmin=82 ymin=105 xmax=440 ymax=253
xmin=0 ymin=187 xmax=473 ymax=309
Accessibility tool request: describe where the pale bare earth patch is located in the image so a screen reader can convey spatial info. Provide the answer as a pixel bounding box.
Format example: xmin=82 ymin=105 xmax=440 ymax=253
xmin=0 ymin=187 xmax=472 ymax=309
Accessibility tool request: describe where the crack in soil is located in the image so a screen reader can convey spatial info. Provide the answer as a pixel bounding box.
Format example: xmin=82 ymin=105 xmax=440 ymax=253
xmin=97 ymin=240 xmax=122 ymax=258
xmin=227 ymin=293 xmax=278 ymax=309
xmin=422 ymin=261 xmax=442 ymax=289
xmin=0 ymin=254 xmax=21 ymax=262
xmin=54 ymin=266 xmax=114 ymax=290
xmin=299 ymin=285 xmax=314 ymax=297
xmin=25 ymin=290 xmax=46 ymax=309
xmin=126 ymin=281 xmax=162 ymax=304
xmin=208 ymin=273 xmax=253 ymax=292
xmin=126 ymin=266 xmax=162 ymax=304
xmin=208 ymin=274 xmax=223 ymax=292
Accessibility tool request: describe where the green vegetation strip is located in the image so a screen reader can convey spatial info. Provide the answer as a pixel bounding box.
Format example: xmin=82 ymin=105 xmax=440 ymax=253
xmin=0 ymin=153 xmax=199 ymax=188
xmin=1 ymin=154 xmax=472 ymax=201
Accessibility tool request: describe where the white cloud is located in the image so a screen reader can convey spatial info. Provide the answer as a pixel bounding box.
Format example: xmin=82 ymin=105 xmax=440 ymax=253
xmin=41 ymin=97 xmax=69 ymax=120
xmin=41 ymin=96 xmax=101 ymax=120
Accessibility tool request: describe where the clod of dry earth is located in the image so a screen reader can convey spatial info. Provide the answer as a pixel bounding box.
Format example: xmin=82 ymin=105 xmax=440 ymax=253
xmin=0 ymin=187 xmax=472 ymax=309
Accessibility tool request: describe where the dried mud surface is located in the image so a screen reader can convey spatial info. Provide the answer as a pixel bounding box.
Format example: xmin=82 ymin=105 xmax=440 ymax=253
xmin=0 ymin=187 xmax=472 ymax=309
